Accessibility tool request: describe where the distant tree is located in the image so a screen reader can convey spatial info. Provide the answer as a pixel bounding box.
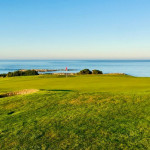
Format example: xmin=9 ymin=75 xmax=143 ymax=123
xmin=92 ymin=70 xmax=103 ymax=74
xmin=79 ymin=69 xmax=92 ymax=74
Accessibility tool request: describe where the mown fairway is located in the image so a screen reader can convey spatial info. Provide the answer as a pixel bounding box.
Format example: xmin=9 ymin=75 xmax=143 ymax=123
xmin=0 ymin=75 xmax=150 ymax=150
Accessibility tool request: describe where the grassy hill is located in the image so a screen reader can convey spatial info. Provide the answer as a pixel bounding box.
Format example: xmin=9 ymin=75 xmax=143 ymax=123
xmin=0 ymin=74 xmax=150 ymax=149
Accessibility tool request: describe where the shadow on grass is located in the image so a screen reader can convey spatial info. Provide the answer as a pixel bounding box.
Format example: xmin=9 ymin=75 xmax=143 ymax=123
xmin=8 ymin=111 xmax=15 ymax=115
xmin=40 ymin=89 xmax=72 ymax=92
xmin=0 ymin=94 xmax=8 ymax=98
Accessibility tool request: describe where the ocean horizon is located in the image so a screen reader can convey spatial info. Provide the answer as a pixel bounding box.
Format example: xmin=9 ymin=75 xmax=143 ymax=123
xmin=0 ymin=59 xmax=150 ymax=77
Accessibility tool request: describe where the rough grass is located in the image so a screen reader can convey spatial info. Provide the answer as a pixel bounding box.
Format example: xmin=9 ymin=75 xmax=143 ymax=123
xmin=0 ymin=74 xmax=150 ymax=149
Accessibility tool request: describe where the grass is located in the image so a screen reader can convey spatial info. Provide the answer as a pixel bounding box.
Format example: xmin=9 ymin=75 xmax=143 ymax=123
xmin=0 ymin=74 xmax=150 ymax=149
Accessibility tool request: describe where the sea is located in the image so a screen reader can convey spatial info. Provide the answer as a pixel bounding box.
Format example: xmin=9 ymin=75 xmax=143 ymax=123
xmin=0 ymin=60 xmax=150 ymax=77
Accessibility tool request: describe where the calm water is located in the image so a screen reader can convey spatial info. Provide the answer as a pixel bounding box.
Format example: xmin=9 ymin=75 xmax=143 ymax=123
xmin=0 ymin=60 xmax=150 ymax=77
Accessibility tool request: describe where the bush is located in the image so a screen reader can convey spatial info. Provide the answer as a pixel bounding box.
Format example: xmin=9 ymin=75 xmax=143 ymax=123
xmin=23 ymin=70 xmax=39 ymax=76
xmin=7 ymin=72 xmax=14 ymax=77
xmin=79 ymin=69 xmax=92 ymax=74
xmin=0 ymin=73 xmax=7 ymax=77
xmin=7 ymin=70 xmax=39 ymax=77
xmin=13 ymin=71 xmax=23 ymax=76
xmin=92 ymin=70 xmax=103 ymax=74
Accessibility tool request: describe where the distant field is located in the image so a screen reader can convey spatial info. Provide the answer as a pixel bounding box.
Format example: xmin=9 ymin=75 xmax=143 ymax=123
xmin=0 ymin=75 xmax=150 ymax=149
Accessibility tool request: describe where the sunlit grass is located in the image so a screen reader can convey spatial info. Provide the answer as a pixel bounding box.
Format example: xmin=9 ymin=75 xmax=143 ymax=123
xmin=0 ymin=75 xmax=150 ymax=149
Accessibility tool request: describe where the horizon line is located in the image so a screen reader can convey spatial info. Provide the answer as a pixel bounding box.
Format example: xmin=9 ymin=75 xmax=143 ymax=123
xmin=0 ymin=59 xmax=150 ymax=61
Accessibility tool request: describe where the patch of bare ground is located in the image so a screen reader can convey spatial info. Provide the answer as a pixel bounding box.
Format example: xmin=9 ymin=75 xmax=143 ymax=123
xmin=0 ymin=89 xmax=39 ymax=98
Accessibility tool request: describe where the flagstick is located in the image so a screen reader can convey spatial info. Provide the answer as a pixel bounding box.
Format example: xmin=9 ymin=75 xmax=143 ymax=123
xmin=66 ymin=70 xmax=67 ymax=78
xmin=65 ymin=67 xmax=68 ymax=78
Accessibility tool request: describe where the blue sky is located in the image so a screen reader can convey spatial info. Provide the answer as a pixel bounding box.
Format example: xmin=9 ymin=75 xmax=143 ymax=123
xmin=0 ymin=0 xmax=150 ymax=59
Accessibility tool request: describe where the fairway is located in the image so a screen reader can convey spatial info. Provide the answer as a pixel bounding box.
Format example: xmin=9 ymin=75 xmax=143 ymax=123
xmin=0 ymin=75 xmax=150 ymax=149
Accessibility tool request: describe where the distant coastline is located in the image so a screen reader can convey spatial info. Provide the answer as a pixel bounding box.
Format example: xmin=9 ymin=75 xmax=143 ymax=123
xmin=0 ymin=60 xmax=150 ymax=77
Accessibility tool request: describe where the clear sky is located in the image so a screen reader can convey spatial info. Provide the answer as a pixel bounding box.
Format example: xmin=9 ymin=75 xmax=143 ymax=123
xmin=0 ymin=0 xmax=150 ymax=59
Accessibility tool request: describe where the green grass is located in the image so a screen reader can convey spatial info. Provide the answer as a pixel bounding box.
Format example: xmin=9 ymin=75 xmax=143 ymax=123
xmin=0 ymin=74 xmax=150 ymax=149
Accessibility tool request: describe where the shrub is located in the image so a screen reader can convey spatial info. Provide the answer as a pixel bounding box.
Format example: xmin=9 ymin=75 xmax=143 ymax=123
xmin=13 ymin=71 xmax=23 ymax=76
xmin=0 ymin=74 xmax=7 ymax=77
xmin=92 ymin=70 xmax=103 ymax=74
xmin=7 ymin=70 xmax=39 ymax=77
xmin=79 ymin=69 xmax=92 ymax=74
xmin=7 ymin=72 xmax=14 ymax=77
xmin=23 ymin=70 xmax=39 ymax=76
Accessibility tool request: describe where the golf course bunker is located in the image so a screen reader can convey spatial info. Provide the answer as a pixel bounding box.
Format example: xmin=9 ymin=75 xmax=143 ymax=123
xmin=0 ymin=89 xmax=39 ymax=98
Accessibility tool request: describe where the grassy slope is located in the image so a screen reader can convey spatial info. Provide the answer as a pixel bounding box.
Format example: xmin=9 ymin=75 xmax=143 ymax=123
xmin=0 ymin=75 xmax=150 ymax=149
